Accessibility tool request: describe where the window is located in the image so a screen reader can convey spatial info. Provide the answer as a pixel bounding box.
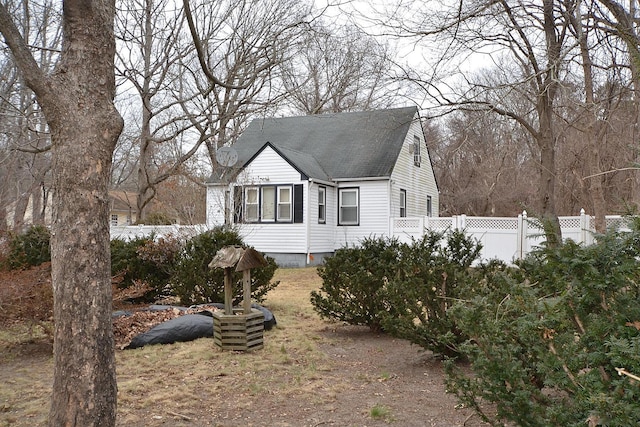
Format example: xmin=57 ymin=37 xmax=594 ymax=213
xmin=400 ymin=189 xmax=407 ymax=217
xmin=413 ymin=135 xmax=422 ymax=167
xmin=339 ymin=188 xmax=359 ymax=225
xmin=277 ymin=186 xmax=292 ymax=221
xmin=427 ymin=195 xmax=432 ymax=217
xmin=318 ymin=187 xmax=326 ymax=223
xmin=245 ymin=187 xmax=259 ymax=222
xmin=111 ymin=214 xmax=118 ymax=226
xmin=261 ymin=187 xmax=275 ymax=221
xmin=236 ymin=184 xmax=302 ymax=223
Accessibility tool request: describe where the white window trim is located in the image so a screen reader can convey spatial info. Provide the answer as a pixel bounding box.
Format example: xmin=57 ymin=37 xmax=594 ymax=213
xmin=400 ymin=189 xmax=407 ymax=218
xmin=277 ymin=186 xmax=292 ymax=221
xmin=413 ymin=136 xmax=422 ymax=167
xmin=338 ymin=187 xmax=359 ymax=226
xmin=245 ymin=187 xmax=259 ymax=222
xmin=318 ymin=186 xmax=326 ymax=224
xmin=261 ymin=186 xmax=276 ymax=222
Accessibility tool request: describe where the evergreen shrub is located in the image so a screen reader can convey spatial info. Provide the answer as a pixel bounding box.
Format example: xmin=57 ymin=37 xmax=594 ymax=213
xmin=5 ymin=225 xmax=51 ymax=269
xmin=170 ymin=227 xmax=278 ymax=305
xmin=381 ymin=230 xmax=484 ymax=357
xmin=445 ymin=222 xmax=640 ymax=426
xmin=311 ymin=237 xmax=404 ymax=331
xmin=110 ymin=234 xmax=182 ymax=300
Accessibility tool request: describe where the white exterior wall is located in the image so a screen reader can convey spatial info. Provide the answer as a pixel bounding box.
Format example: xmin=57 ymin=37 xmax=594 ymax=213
xmin=205 ymin=118 xmax=441 ymax=265
xmin=390 ymin=117 xmax=439 ymax=217
xmin=231 ymin=146 xmax=308 ymax=254
xmin=308 ymin=181 xmax=337 ymax=253
xmin=333 ymin=180 xmax=391 ymax=248
xmin=206 ymin=185 xmax=227 ymax=227
xmin=239 ymin=146 xmax=302 ymax=184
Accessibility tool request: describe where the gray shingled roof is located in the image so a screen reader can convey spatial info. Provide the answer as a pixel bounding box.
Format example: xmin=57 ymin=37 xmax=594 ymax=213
xmin=208 ymin=106 xmax=419 ymax=183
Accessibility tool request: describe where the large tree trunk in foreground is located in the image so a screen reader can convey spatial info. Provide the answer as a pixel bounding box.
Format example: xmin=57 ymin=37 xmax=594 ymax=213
xmin=0 ymin=2 xmax=123 ymax=426
xmin=47 ymin=7 xmax=123 ymax=425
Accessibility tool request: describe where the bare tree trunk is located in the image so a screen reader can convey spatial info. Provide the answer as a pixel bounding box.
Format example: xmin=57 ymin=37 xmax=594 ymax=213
xmin=136 ymin=105 xmax=154 ymax=222
xmin=536 ymin=0 xmax=563 ymax=246
xmin=48 ymin=104 xmax=120 ymax=427
xmin=572 ymin=0 xmax=608 ymax=232
xmin=12 ymin=189 xmax=30 ymax=229
xmin=135 ymin=0 xmax=155 ymax=223
xmin=537 ymin=117 xmax=562 ymax=245
xmin=0 ymin=1 xmax=122 ymax=425
xmin=598 ymin=0 xmax=640 ymax=211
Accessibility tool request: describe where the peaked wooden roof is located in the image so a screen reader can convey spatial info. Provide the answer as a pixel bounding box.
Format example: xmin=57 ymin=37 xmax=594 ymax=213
xmin=208 ymin=106 xmax=419 ymax=184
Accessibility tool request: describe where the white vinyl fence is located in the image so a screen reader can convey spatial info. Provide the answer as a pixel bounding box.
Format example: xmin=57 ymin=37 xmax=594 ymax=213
xmin=110 ymin=224 xmax=208 ymax=241
xmin=391 ymin=210 xmax=630 ymax=264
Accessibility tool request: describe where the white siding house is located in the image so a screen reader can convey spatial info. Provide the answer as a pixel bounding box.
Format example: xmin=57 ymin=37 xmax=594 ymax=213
xmin=206 ymin=107 xmax=439 ymax=267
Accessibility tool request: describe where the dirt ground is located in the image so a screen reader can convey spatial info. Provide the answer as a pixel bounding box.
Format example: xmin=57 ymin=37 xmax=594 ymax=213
xmin=0 ymin=265 xmax=487 ymax=427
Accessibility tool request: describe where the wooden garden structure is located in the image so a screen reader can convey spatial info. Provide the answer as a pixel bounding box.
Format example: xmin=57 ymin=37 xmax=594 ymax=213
xmin=208 ymin=246 xmax=267 ymax=351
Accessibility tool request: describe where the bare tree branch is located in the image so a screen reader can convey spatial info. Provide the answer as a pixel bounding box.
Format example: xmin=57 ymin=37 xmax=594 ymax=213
xmin=0 ymin=5 xmax=51 ymax=100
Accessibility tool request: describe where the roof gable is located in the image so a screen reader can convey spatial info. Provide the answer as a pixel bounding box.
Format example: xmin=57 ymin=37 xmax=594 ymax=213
xmin=213 ymin=107 xmax=419 ymax=183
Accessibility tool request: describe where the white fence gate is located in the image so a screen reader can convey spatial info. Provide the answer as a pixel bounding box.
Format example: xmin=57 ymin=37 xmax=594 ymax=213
xmin=391 ymin=210 xmax=630 ymax=264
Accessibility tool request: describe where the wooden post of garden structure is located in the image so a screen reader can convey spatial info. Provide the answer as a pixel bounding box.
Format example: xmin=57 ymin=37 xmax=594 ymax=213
xmin=208 ymin=246 xmax=268 ymax=351
xmin=224 ymin=267 xmax=233 ymax=315
xmin=243 ymin=269 xmax=252 ymax=314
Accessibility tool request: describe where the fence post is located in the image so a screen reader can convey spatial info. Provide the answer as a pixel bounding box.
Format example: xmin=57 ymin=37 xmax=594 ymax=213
xmin=579 ymin=208 xmax=587 ymax=245
xmin=517 ymin=211 xmax=528 ymax=259
xmin=517 ymin=212 xmax=523 ymax=260
xmin=459 ymin=214 xmax=467 ymax=230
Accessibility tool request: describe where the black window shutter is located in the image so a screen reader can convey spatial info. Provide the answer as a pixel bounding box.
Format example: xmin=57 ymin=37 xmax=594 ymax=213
xmin=293 ymin=184 xmax=303 ymax=223
xmin=233 ymin=186 xmax=243 ymax=223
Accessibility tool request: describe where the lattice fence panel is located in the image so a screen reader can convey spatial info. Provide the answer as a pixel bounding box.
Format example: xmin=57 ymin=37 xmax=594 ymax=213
xmin=559 ymin=217 xmax=581 ymax=229
xmin=466 ymin=218 xmax=518 ymax=230
xmin=393 ymin=218 xmax=422 ymax=229
xmin=605 ymin=217 xmax=629 ymax=231
xmin=426 ymin=218 xmax=454 ymax=230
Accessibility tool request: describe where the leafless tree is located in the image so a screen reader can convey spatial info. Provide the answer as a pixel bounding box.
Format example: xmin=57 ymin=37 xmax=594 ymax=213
xmin=0 ymin=0 xmax=60 ymax=230
xmin=115 ymin=0 xmax=206 ymax=221
xmin=279 ymin=22 xmax=400 ymax=115
xmin=0 ymin=1 xmax=122 ymax=425
xmin=369 ymin=0 xmax=580 ymax=243
xmin=429 ymin=109 xmax=539 ymax=216
xmin=182 ymin=0 xmax=313 ymax=165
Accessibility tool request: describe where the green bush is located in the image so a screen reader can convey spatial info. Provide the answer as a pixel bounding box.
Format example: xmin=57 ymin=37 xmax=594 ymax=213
xmin=170 ymin=227 xmax=278 ymax=305
xmin=5 ymin=225 xmax=51 ymax=269
xmin=381 ymin=230 xmax=483 ymax=357
xmin=110 ymin=234 xmax=182 ymax=300
xmin=311 ymin=231 xmax=483 ymax=350
xmin=445 ymin=223 xmax=640 ymax=426
xmin=311 ymin=237 xmax=405 ymax=331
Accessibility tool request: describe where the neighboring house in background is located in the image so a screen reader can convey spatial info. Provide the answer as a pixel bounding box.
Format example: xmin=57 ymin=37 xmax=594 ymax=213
xmin=206 ymin=106 xmax=439 ymax=267
xmin=109 ymin=190 xmax=137 ymax=226
xmin=4 ymin=190 xmax=138 ymax=229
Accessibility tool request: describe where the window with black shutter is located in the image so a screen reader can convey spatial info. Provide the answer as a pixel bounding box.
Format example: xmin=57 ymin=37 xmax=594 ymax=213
xmin=233 ymin=183 xmax=304 ymax=224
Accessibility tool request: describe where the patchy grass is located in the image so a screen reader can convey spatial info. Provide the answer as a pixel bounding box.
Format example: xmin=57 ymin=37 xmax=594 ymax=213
xmin=370 ymin=404 xmax=394 ymax=422
xmin=1 ymin=267 xmax=332 ymax=426
xmin=0 ymin=266 xmax=484 ymax=426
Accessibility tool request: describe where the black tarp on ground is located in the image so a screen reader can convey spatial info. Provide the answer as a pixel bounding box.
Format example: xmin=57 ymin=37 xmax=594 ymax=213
xmin=122 ymin=304 xmax=277 ymax=349
xmin=126 ymin=312 xmax=214 ymax=349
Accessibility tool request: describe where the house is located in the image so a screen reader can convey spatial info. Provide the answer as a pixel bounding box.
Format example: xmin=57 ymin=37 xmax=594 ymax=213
xmin=5 ymin=189 xmax=137 ymax=229
xmin=109 ymin=190 xmax=137 ymax=226
xmin=205 ymin=106 xmax=439 ymax=267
